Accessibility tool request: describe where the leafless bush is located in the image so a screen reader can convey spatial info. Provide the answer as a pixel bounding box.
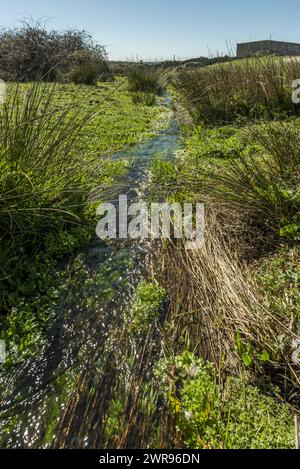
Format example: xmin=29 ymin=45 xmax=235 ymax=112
xmin=0 ymin=20 xmax=113 ymax=82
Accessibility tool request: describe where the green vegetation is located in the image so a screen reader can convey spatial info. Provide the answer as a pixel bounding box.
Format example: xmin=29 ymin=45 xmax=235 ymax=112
xmin=148 ymin=55 xmax=300 ymax=449
xmin=156 ymin=352 xmax=294 ymax=449
xmin=174 ymin=55 xmax=300 ymax=124
xmin=0 ymin=29 xmax=299 ymax=449
xmin=184 ymin=125 xmax=252 ymax=161
xmin=127 ymin=64 xmax=165 ymax=105
xmin=0 ymin=77 xmax=168 ymax=365
xmin=131 ymin=282 xmax=166 ymax=332
xmin=254 ymin=247 xmax=300 ymax=321
xmin=179 ymin=122 xmax=299 ymax=241
xmin=127 ymin=65 xmax=164 ymax=95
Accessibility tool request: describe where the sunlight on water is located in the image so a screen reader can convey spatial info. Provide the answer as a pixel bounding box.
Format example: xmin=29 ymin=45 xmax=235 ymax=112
xmin=0 ymin=95 xmax=181 ymax=449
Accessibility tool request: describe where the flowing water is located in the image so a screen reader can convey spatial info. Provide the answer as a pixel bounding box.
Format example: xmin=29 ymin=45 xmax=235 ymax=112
xmin=0 ymin=96 xmax=181 ymax=448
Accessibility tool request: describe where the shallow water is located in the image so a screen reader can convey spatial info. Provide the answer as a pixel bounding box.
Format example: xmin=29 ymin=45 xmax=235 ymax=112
xmin=0 ymin=96 xmax=181 ymax=449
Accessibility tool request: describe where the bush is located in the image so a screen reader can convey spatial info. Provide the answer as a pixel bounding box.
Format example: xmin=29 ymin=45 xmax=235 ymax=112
xmin=0 ymin=20 xmax=112 ymax=82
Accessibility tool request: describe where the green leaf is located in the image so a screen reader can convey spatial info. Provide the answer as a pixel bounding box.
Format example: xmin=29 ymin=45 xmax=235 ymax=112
xmin=242 ymin=353 xmax=253 ymax=367
xmin=260 ymin=350 xmax=270 ymax=362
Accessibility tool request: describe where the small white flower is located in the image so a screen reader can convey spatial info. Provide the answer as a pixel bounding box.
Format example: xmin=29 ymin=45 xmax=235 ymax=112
xmin=188 ymin=364 xmax=200 ymax=378
xmin=184 ymin=411 xmax=193 ymax=421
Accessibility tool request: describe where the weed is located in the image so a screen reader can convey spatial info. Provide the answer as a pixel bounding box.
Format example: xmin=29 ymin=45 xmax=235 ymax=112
xmin=156 ymin=352 xmax=295 ymax=449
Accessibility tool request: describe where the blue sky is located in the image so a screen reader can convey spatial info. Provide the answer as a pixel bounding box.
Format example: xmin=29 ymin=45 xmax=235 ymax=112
xmin=1 ymin=0 xmax=299 ymax=60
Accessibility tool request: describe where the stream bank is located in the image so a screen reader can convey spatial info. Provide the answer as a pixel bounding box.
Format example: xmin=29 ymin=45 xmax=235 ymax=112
xmin=0 ymin=95 xmax=182 ymax=449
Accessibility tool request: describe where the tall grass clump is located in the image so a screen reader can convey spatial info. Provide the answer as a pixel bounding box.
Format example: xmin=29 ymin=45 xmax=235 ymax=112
xmin=175 ymin=55 xmax=300 ymax=124
xmin=0 ymin=82 xmax=102 ymax=280
xmin=155 ymin=209 xmax=299 ymax=410
xmin=70 ymin=62 xmax=113 ymax=85
xmin=199 ymin=122 xmax=300 ymax=243
xmin=127 ymin=64 xmax=165 ymax=104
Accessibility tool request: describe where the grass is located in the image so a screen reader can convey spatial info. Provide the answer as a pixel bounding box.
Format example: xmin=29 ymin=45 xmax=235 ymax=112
xmin=70 ymin=62 xmax=113 ymax=85
xmin=192 ymin=122 xmax=300 ymax=242
xmin=0 ymin=77 xmax=168 ymax=361
xmin=0 ymin=82 xmax=97 ymax=274
xmin=174 ymin=55 xmax=300 ymax=124
xmin=126 ymin=64 xmax=166 ymax=105
xmin=127 ymin=64 xmax=165 ymax=95
xmin=151 ymin=91 xmax=299 ymax=404
xmin=147 ymin=55 xmax=300 ymax=447
xmin=152 ymin=120 xmax=300 ymax=253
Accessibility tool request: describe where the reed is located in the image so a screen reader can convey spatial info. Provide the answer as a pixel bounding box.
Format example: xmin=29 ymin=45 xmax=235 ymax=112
xmin=174 ymin=55 xmax=300 ymax=123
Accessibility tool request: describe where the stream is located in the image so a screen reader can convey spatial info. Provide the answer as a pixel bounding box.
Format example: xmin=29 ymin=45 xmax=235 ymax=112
xmin=0 ymin=95 xmax=181 ymax=449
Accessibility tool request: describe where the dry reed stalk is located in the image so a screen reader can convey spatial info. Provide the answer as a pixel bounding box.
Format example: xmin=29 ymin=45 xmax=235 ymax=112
xmin=156 ymin=210 xmax=299 ymax=382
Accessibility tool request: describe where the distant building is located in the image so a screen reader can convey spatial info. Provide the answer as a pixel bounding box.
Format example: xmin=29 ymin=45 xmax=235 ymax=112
xmin=237 ymin=40 xmax=300 ymax=58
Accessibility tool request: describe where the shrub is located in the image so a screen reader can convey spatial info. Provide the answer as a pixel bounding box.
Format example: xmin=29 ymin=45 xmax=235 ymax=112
xmin=0 ymin=20 xmax=112 ymax=82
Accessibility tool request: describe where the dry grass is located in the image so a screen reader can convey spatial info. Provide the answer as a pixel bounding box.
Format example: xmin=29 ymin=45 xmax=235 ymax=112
xmin=174 ymin=55 xmax=300 ymax=123
xmin=155 ymin=211 xmax=299 ymax=393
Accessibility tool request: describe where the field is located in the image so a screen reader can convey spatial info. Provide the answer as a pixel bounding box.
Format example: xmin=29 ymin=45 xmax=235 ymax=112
xmin=0 ymin=77 xmax=168 ymax=362
xmin=149 ymin=55 xmax=300 ymax=448
xmin=0 ymin=51 xmax=299 ymax=449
